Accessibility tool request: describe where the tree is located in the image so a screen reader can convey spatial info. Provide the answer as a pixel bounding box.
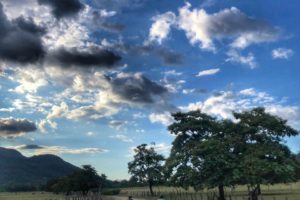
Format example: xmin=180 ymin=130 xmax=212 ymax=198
xmin=165 ymin=108 xmax=299 ymax=200
xmin=233 ymin=108 xmax=299 ymax=200
xmin=165 ymin=110 xmax=239 ymax=200
xmin=46 ymin=165 xmax=103 ymax=195
xmin=128 ymin=144 xmax=165 ymax=196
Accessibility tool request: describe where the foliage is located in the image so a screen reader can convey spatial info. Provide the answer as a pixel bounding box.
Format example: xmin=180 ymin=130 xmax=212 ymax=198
xmin=101 ymin=188 xmax=121 ymax=195
xmin=165 ymin=108 xmax=299 ymax=200
xmin=46 ymin=165 xmax=104 ymax=194
xmin=128 ymin=144 xmax=165 ymax=196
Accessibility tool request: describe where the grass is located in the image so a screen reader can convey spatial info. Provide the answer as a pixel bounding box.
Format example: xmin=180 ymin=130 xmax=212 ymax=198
xmin=0 ymin=183 xmax=300 ymax=200
xmin=0 ymin=192 xmax=64 ymax=200
xmin=120 ymin=182 xmax=300 ymax=200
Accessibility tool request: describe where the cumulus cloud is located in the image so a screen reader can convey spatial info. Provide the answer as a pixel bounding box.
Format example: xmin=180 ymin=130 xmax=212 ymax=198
xmin=149 ymin=12 xmax=176 ymax=44
xmin=0 ymin=118 xmax=37 ymax=138
xmin=226 ymin=50 xmax=257 ymax=69
xmin=0 ymin=3 xmax=45 ymax=64
xmin=179 ymin=3 xmax=279 ymax=50
xmin=272 ymin=48 xmax=294 ymax=59
xmin=109 ymin=72 xmax=168 ymax=104
xmin=180 ymin=88 xmax=300 ymax=129
xmin=196 ymin=68 xmax=220 ymax=77
xmin=149 ymin=112 xmax=174 ymax=126
xmin=37 ymin=0 xmax=84 ymax=19
xmin=150 ymin=3 xmax=279 ymax=51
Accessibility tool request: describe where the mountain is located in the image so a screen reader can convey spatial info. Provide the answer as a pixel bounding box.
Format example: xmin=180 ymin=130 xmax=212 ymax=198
xmin=0 ymin=147 xmax=80 ymax=188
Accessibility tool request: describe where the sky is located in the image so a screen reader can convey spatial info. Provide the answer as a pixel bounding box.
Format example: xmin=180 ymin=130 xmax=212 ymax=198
xmin=0 ymin=0 xmax=300 ymax=179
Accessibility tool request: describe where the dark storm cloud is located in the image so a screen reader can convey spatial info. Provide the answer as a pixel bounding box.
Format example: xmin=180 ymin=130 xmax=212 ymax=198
xmin=109 ymin=73 xmax=168 ymax=104
xmin=18 ymin=144 xmax=44 ymax=150
xmin=110 ymin=42 xmax=183 ymax=65
xmin=0 ymin=3 xmax=45 ymax=64
xmin=38 ymin=0 xmax=84 ymax=19
xmin=48 ymin=48 xmax=121 ymax=69
xmin=0 ymin=118 xmax=37 ymax=138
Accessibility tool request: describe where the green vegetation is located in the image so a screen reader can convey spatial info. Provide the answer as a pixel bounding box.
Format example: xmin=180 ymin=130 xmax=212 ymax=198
xmin=0 ymin=192 xmax=64 ymax=200
xmin=45 ymin=165 xmax=105 ymax=194
xmin=128 ymin=144 xmax=165 ymax=196
xmin=128 ymin=108 xmax=300 ymax=200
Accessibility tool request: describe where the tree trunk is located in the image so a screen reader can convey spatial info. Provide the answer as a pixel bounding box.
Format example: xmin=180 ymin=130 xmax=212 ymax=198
xmin=218 ymin=184 xmax=226 ymax=200
xmin=248 ymin=185 xmax=260 ymax=200
xmin=148 ymin=180 xmax=154 ymax=196
xmin=256 ymin=184 xmax=261 ymax=195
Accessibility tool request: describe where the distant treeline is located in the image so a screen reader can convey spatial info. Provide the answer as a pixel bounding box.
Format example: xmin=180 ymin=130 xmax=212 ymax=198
xmin=0 ymin=165 xmax=146 ymax=193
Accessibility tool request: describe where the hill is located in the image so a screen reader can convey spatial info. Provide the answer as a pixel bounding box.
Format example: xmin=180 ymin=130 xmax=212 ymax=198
xmin=0 ymin=147 xmax=80 ymax=189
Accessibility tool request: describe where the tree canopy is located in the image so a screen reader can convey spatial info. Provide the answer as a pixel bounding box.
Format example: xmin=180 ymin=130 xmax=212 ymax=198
xmin=165 ymin=108 xmax=299 ymax=200
xmin=128 ymin=144 xmax=165 ymax=196
xmin=46 ymin=165 xmax=105 ymax=195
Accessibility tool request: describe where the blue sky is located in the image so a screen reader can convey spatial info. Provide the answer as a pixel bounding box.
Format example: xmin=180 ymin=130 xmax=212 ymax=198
xmin=0 ymin=0 xmax=299 ymax=179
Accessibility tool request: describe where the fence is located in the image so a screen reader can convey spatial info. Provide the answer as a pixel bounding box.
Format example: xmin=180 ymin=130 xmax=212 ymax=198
xmin=65 ymin=191 xmax=102 ymax=200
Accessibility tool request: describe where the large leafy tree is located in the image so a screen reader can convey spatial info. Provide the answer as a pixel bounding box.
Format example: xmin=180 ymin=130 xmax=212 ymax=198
xmin=233 ymin=108 xmax=299 ymax=200
xmin=165 ymin=111 xmax=239 ymax=200
xmin=128 ymin=144 xmax=165 ymax=196
xmin=166 ymin=108 xmax=299 ymax=200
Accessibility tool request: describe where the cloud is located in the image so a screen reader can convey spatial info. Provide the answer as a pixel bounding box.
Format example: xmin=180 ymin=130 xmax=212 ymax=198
xmin=109 ymin=72 xmax=168 ymax=104
xmin=179 ymin=88 xmax=300 ymax=129
xmin=272 ymin=48 xmax=294 ymax=59
xmin=110 ymin=134 xmax=133 ymax=143
xmin=38 ymin=0 xmax=84 ymax=19
xmin=152 ymin=3 xmax=278 ymax=51
xmin=109 ymin=120 xmax=127 ymax=130
xmin=0 ymin=3 xmax=45 ymax=64
xmin=16 ymin=144 xmax=44 ymax=150
xmin=196 ymin=68 xmax=220 ymax=77
xmin=7 ymin=68 xmax=48 ymax=94
xmin=149 ymin=112 xmax=174 ymax=126
xmin=149 ymin=12 xmax=176 ymax=44
xmin=0 ymin=118 xmax=37 ymax=138
xmin=47 ymin=47 xmax=121 ymax=69
xmin=226 ymin=49 xmax=257 ymax=69
xmin=92 ymin=10 xmax=125 ymax=32
xmin=12 ymin=144 xmax=109 ymax=155
xmin=86 ymin=131 xmax=96 ymax=136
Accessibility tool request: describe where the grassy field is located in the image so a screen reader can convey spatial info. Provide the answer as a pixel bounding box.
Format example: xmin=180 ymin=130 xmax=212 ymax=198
xmin=0 ymin=192 xmax=64 ymax=200
xmin=0 ymin=183 xmax=300 ymax=200
xmin=120 ymin=182 xmax=300 ymax=200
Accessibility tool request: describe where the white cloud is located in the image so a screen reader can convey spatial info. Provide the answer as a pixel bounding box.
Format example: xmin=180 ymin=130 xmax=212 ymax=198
xmin=196 ymin=68 xmax=220 ymax=77
xmin=151 ymin=3 xmax=279 ymax=51
xmin=86 ymin=131 xmax=96 ymax=136
xmin=11 ymin=145 xmax=109 ymax=155
xmin=272 ymin=48 xmax=294 ymax=59
xmin=163 ymin=70 xmax=183 ymax=76
xmin=180 ymin=88 xmax=300 ymax=129
xmin=149 ymin=112 xmax=174 ymax=126
xmin=226 ymin=50 xmax=257 ymax=69
xmin=110 ymin=134 xmax=133 ymax=143
xmin=149 ymin=12 xmax=176 ymax=44
xmin=8 ymin=68 xmax=48 ymax=94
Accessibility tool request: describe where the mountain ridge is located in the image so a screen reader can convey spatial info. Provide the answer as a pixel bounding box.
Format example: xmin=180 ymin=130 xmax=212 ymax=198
xmin=0 ymin=147 xmax=80 ymax=188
